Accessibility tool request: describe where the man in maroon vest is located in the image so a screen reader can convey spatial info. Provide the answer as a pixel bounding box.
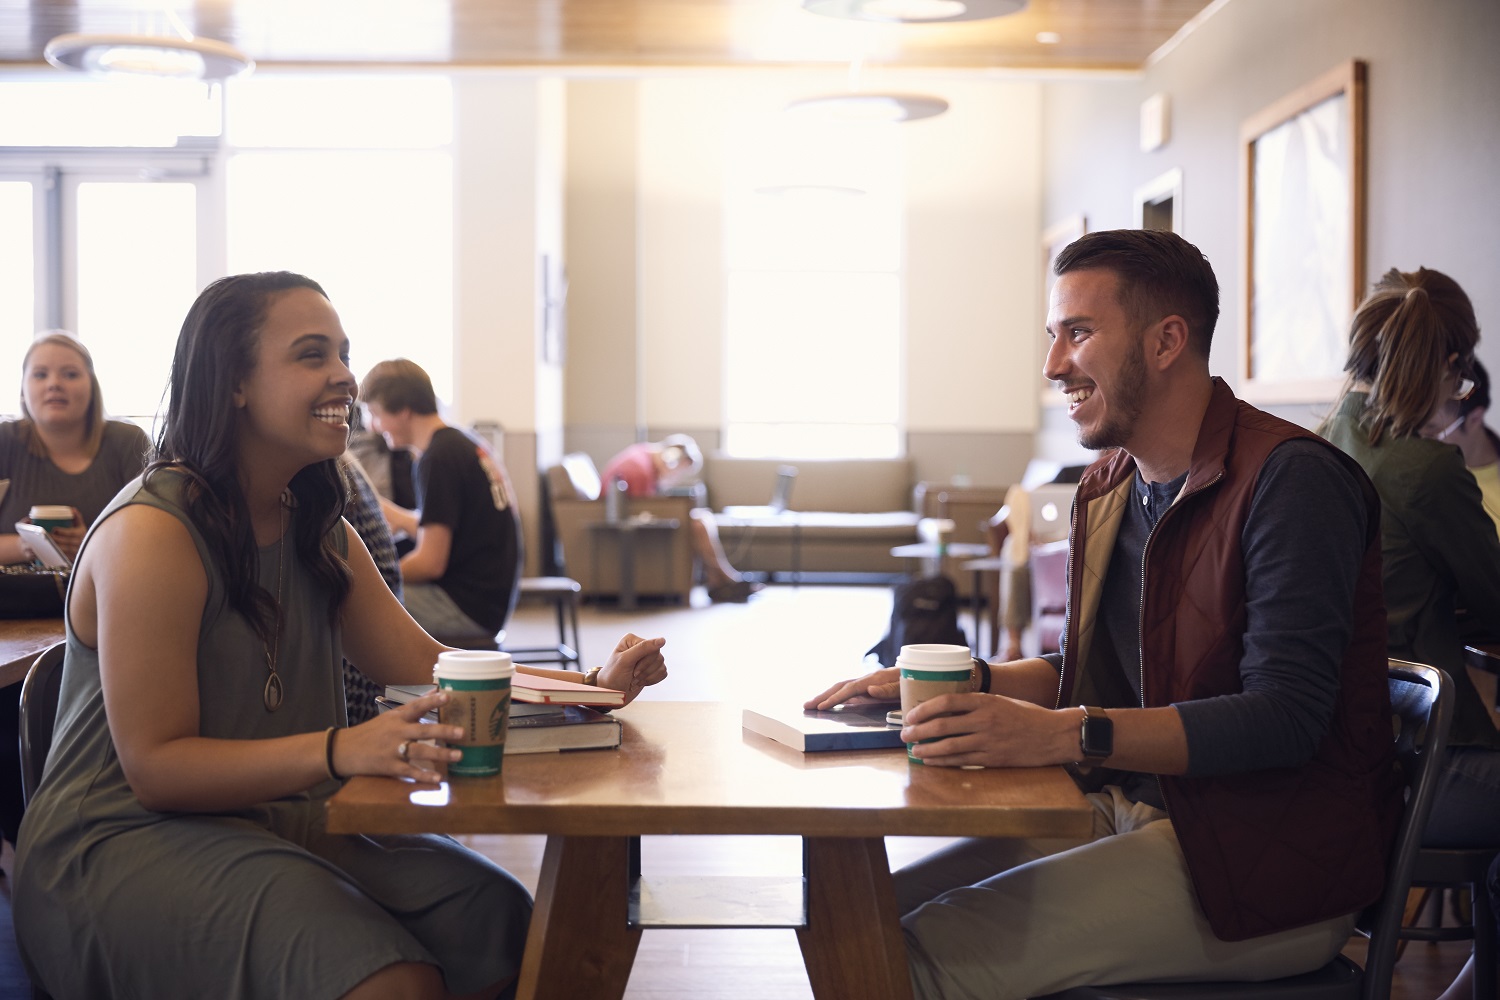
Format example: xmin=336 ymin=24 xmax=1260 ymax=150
xmin=807 ymin=229 xmax=1400 ymax=998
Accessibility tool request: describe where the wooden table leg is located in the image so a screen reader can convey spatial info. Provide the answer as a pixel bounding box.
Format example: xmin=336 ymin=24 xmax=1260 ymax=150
xmin=796 ymin=837 xmax=914 ymax=1000
xmin=516 ymin=835 xmax=642 ymax=1000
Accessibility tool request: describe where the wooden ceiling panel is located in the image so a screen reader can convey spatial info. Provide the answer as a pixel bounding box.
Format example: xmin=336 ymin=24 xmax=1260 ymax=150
xmin=0 ymin=0 xmax=1215 ymax=71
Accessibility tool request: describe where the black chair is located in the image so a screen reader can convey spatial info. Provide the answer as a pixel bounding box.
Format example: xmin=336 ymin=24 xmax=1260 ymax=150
xmin=1400 ymin=846 xmax=1497 ymax=999
xmin=502 ymin=576 xmax=584 ymax=670
xmin=16 ymin=643 xmax=64 ymax=1000
xmin=1035 ymin=660 xmax=1452 ymax=1000
xmin=18 ymin=642 xmax=66 ymax=808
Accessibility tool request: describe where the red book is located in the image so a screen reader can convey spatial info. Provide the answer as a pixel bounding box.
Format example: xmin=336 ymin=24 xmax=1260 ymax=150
xmin=512 ymin=672 xmax=625 ymax=708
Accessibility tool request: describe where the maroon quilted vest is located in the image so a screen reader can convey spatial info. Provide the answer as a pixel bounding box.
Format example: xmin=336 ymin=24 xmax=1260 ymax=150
xmin=1060 ymin=378 xmax=1401 ymax=941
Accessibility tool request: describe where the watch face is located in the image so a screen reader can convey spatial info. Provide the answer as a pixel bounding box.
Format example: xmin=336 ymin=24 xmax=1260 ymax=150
xmin=1082 ymin=712 xmax=1114 ymax=759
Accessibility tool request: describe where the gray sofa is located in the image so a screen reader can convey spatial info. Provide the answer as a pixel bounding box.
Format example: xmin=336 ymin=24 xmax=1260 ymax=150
xmin=704 ymin=457 xmax=921 ymax=577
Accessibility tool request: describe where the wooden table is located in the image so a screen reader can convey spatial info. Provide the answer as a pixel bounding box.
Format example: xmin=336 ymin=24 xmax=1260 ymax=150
xmin=327 ymin=701 xmax=1091 ymax=1000
xmin=0 ymin=618 xmax=64 ymax=689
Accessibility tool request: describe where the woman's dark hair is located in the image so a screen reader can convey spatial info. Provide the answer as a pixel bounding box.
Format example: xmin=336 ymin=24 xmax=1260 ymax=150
xmin=1337 ymin=267 xmax=1481 ymax=444
xmin=146 ymin=272 xmax=351 ymax=644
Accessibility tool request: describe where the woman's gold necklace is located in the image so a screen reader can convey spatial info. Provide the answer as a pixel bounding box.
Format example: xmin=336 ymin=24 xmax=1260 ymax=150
xmin=263 ymin=496 xmax=287 ymax=713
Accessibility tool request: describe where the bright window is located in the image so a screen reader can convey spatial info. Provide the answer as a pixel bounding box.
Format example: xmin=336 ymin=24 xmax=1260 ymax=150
xmin=226 ymin=151 xmax=453 ymax=401
xmin=0 ymin=181 xmax=35 ymax=410
xmin=75 ymin=181 xmax=199 ymax=418
xmin=226 ymin=75 xmax=452 ymax=149
xmin=0 ymin=77 xmax=220 ymax=147
xmin=224 ymin=75 xmax=454 ymax=401
xmin=723 ymin=114 xmax=904 ymax=459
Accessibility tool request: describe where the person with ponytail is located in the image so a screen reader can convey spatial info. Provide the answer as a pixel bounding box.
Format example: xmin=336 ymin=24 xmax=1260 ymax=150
xmin=13 ymin=273 xmax=667 ymax=999
xmin=1318 ymin=267 xmax=1500 ymax=846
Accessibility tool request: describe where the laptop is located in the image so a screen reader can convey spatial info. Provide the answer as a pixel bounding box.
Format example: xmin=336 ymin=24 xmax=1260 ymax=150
xmin=1027 ymin=482 xmax=1076 ymax=542
xmin=722 ymin=465 xmax=798 ymax=519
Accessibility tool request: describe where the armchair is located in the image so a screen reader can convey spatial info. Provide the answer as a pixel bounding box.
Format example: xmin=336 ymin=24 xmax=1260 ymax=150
xmin=545 ymin=453 xmax=695 ymax=604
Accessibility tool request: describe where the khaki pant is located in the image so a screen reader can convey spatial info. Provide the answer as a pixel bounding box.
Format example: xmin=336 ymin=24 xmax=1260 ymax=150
xmin=897 ymin=787 xmax=1355 ymax=1000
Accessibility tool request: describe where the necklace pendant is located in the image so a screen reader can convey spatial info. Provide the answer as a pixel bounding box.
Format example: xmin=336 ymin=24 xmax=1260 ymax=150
xmin=264 ymin=673 xmax=284 ymax=712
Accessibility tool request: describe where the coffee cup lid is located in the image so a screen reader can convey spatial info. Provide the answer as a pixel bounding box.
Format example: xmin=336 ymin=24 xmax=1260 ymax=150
xmin=895 ymin=643 xmax=972 ymax=670
xmin=29 ymin=505 xmax=72 ymax=519
xmin=434 ymin=649 xmax=515 ymax=679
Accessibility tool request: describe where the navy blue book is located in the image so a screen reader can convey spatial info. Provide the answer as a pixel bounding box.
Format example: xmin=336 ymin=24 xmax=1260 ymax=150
xmin=741 ymin=703 xmax=904 ymax=752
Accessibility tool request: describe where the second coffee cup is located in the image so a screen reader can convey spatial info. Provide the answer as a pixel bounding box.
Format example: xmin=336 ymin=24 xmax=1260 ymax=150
xmin=897 ymin=643 xmax=974 ymax=764
xmin=433 ymin=650 xmax=515 ymax=777
xmin=28 ymin=505 xmax=74 ymax=533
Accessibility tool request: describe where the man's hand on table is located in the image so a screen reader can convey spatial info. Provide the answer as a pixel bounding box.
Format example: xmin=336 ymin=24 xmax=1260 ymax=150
xmin=803 ymin=666 xmax=899 ymax=711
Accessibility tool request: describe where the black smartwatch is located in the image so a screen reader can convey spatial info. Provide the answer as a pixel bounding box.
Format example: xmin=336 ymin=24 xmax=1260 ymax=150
xmin=1078 ymin=705 xmax=1113 ymax=762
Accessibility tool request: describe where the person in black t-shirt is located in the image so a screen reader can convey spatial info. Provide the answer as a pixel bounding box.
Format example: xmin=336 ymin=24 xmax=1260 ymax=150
xmin=360 ymin=359 xmax=518 ymax=641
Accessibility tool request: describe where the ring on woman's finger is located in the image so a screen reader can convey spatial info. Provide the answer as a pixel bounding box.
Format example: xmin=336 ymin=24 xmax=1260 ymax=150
xmin=397 ymin=741 xmax=410 ymax=763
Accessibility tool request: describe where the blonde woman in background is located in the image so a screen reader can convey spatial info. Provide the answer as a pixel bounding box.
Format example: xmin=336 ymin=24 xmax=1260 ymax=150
xmin=0 ymin=331 xmax=148 ymax=851
xmin=1316 ymin=267 xmax=1500 ymax=1000
xmin=1 ymin=331 xmax=149 ymax=565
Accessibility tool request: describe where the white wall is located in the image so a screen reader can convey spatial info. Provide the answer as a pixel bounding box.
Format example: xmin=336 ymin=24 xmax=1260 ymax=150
xmin=633 ymin=72 xmax=1043 ymax=435
xmin=1037 ymin=0 xmax=1500 ymax=440
xmin=451 ymin=75 xmax=563 ymax=437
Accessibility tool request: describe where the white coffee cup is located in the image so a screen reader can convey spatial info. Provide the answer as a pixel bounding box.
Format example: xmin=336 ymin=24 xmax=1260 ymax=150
xmin=28 ymin=505 xmax=73 ymax=532
xmin=432 ymin=650 xmax=515 ymax=777
xmin=897 ymin=643 xmax=973 ymax=764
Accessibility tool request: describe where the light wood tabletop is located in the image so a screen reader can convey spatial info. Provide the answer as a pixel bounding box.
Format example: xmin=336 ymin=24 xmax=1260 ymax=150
xmin=327 ymin=700 xmax=1091 ymax=1000
xmin=0 ymin=618 xmax=64 ymax=689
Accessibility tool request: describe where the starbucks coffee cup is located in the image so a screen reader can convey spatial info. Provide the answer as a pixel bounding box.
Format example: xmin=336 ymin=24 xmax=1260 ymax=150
xmin=28 ymin=505 xmax=74 ymax=532
xmin=433 ymin=650 xmax=515 ymax=777
xmin=897 ymin=644 xmax=973 ymax=764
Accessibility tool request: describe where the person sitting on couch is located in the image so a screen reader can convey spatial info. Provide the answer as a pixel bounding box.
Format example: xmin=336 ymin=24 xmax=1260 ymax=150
xmin=603 ymin=435 xmax=760 ymax=603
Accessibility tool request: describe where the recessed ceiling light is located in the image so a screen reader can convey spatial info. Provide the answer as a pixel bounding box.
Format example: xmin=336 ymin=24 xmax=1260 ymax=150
xmin=44 ymin=33 xmax=254 ymax=80
xmin=785 ymin=93 xmax=949 ymax=123
xmin=802 ymin=0 xmax=1027 ymax=23
xmin=1035 ymin=31 xmax=1062 ymax=44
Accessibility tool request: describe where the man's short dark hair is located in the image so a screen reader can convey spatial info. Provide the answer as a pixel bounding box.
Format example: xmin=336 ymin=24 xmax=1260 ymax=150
xmin=1053 ymin=230 xmax=1220 ymax=356
xmin=360 ymin=358 xmax=438 ymax=415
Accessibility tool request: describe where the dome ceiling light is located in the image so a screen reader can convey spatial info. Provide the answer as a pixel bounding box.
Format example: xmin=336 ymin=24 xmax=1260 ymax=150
xmin=802 ymin=0 xmax=1028 ymax=24
xmin=784 ymin=93 xmax=949 ymax=123
xmin=44 ymin=33 xmax=254 ymax=80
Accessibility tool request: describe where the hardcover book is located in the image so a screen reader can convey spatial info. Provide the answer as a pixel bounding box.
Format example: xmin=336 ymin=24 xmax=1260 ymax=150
xmin=741 ymin=703 xmax=905 ymax=752
xmin=375 ymin=698 xmax=622 ymax=754
xmin=512 ymin=673 xmax=625 ymax=708
xmin=384 ymin=684 xmax=564 ymax=718
xmin=507 ymin=706 xmax=622 ymax=754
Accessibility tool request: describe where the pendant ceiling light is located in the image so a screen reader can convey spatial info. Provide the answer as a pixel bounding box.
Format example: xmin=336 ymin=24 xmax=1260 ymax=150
xmin=785 ymin=93 xmax=949 ymax=123
xmin=45 ymin=32 xmax=254 ymax=80
xmin=802 ymin=0 xmax=1027 ymax=23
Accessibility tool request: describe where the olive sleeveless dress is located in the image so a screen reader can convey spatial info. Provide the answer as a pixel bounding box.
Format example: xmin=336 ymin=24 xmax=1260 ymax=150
xmin=14 ymin=471 xmax=531 ymax=999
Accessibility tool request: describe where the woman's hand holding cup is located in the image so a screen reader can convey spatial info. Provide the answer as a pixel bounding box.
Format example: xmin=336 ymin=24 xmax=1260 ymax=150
xmin=334 ymin=692 xmax=463 ymax=784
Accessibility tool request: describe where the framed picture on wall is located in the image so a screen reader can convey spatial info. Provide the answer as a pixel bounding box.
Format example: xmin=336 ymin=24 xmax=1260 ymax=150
xmin=1240 ymin=59 xmax=1366 ymax=403
xmin=1039 ymin=214 xmax=1086 ymax=407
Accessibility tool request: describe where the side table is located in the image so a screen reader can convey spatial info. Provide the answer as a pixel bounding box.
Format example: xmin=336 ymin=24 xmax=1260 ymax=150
xmin=587 ymin=517 xmax=681 ymax=610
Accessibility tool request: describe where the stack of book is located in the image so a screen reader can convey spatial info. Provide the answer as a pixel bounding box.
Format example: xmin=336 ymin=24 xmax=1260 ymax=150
xmin=380 ymin=673 xmax=624 ymax=753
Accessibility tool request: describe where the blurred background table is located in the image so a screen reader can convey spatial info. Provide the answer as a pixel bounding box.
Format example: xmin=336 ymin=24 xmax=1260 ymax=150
xmin=0 ymin=618 xmax=64 ymax=688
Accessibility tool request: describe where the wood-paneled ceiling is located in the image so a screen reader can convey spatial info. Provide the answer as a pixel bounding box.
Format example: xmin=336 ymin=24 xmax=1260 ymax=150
xmin=1 ymin=0 xmax=1218 ymax=72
